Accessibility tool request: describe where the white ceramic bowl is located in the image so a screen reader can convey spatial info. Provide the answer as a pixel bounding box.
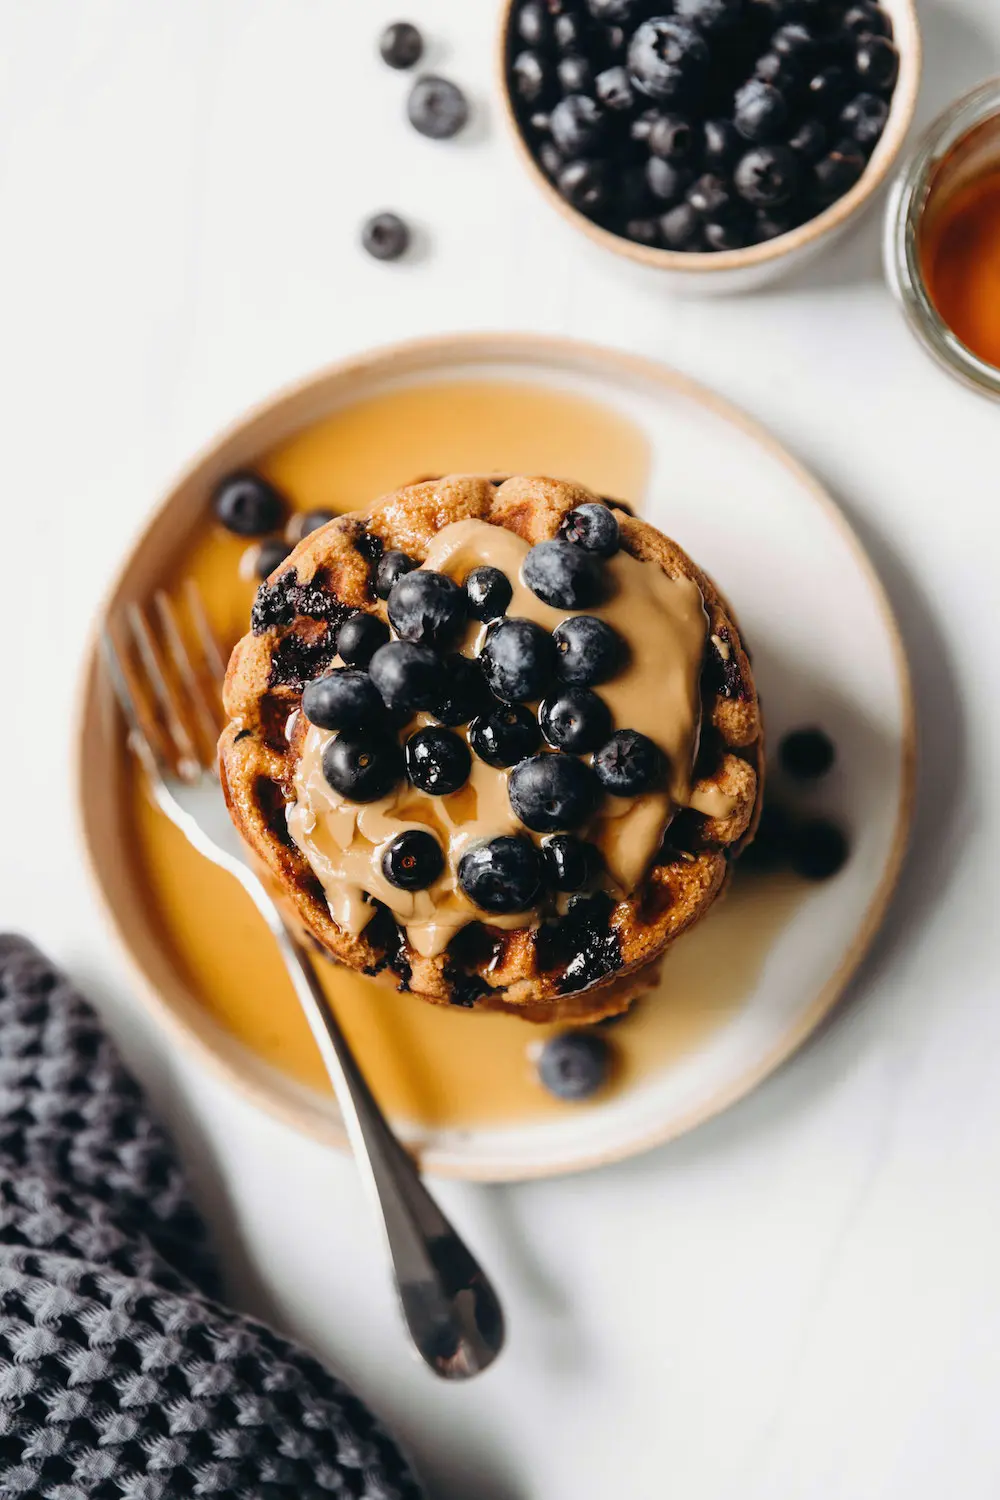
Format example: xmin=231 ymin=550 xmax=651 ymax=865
xmin=499 ymin=0 xmax=922 ymax=293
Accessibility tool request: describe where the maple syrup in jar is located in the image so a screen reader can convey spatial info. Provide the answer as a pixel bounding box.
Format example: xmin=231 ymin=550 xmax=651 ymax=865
xmin=887 ymin=82 xmax=1000 ymax=398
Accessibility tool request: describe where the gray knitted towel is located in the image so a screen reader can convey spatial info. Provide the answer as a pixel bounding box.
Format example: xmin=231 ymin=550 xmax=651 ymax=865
xmin=0 ymin=935 xmax=421 ymax=1500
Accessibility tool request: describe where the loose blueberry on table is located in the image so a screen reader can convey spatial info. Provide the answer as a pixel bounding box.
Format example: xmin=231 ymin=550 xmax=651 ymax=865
xmin=379 ymin=21 xmax=424 ymax=71
xmin=361 ymin=212 xmax=411 ymax=262
xmin=506 ymin=0 xmax=899 ymax=252
xmin=407 ymin=74 xmax=470 ymax=140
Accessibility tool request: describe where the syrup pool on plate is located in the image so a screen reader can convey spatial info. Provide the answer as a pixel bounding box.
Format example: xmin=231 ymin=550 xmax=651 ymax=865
xmin=121 ymin=377 xmax=807 ymax=1129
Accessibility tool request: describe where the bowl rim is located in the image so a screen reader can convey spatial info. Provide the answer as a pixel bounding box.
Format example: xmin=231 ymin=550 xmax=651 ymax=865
xmin=74 ymin=329 xmax=916 ymax=1181
xmin=497 ymin=0 xmax=923 ymax=275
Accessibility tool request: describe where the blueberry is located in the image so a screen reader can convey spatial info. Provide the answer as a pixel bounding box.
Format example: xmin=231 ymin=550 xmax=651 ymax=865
xmin=322 ymin=732 xmax=403 ymax=802
xmin=604 ymin=22 xmax=627 ymax=56
xmin=647 ymin=112 xmax=696 ymax=161
xmin=551 ymin=94 xmax=607 ymax=155
xmin=387 ymin=568 xmax=466 ymax=647
xmin=754 ymin=208 xmax=799 ymax=241
xmin=381 ymin=829 xmax=443 ymax=891
xmin=558 ymin=54 xmax=594 ymax=93
xmin=302 ymin=668 xmax=385 ymax=731
xmin=516 ymin=1 xmax=549 ymax=46
xmin=407 ymin=75 xmax=469 ymax=140
xmin=754 ymin=51 xmax=800 ymax=92
xmin=557 ymin=159 xmax=609 ymax=213
xmin=631 ymin=108 xmax=659 ymax=141
xmin=509 ymin=753 xmax=601 ymax=833
xmin=480 ymin=617 xmax=555 ymax=702
xmin=788 ymin=117 xmax=828 ymax=161
xmin=542 ymin=834 xmax=602 ymax=891
xmin=361 ymin=211 xmax=410 ymax=261
xmin=734 ymin=145 xmax=801 ymax=207
xmin=687 ymin=172 xmax=736 ymax=219
xmin=772 ymin=21 xmax=816 ymax=59
xmin=593 ymin=729 xmax=665 ymax=796
xmin=469 ymin=703 xmax=541 ymax=767
xmin=626 ymin=216 xmax=661 ymax=244
xmin=465 ymin=565 xmax=513 ymax=622
xmin=814 ymin=145 xmax=866 ymax=200
xmin=560 ymin=502 xmax=620 ymax=556
xmin=523 ymin=540 xmax=603 ymax=610
xmin=537 ymin=1031 xmax=611 ymax=1100
xmin=586 ymin=0 xmax=641 ymax=18
xmin=213 ymin=472 xmax=285 ymax=536
xmin=791 ymin=818 xmax=849 ymax=880
xmin=512 ymin=49 xmax=549 ymax=105
xmin=619 ymin=161 xmax=654 ymax=215
xmin=627 ymin=19 xmax=709 ymax=103
xmin=430 ymin=654 xmax=489 ymax=726
xmin=856 ymin=36 xmax=898 ymax=91
xmin=779 ymin=726 xmax=835 ymax=779
xmin=739 ymin=800 xmax=795 ymax=871
xmin=255 ymin=538 xmax=293 ymax=579
xmin=702 ymin=117 xmax=741 ymax=169
xmin=539 ymin=687 xmax=612 ymax=753
xmin=842 ymin=2 xmax=892 ymax=38
xmin=375 ymin=549 xmax=417 ymax=600
xmin=552 ymin=615 xmax=623 ymax=685
xmin=299 ymin=508 xmax=335 ymax=536
xmin=336 ymin=611 xmax=390 ymax=669
xmin=840 ymin=92 xmax=889 ymax=149
xmin=379 ymin=21 xmax=424 ymax=69
xmin=660 ymin=200 xmax=705 ymax=249
xmin=458 ymin=836 xmax=544 ymax=914
xmin=673 ymin=0 xmax=742 ymax=28
xmin=705 ymin=216 xmax=753 ymax=251
xmin=595 ymin=65 xmax=634 ymax=111
xmin=539 ymin=139 xmax=563 ymax=178
xmin=554 ymin=12 xmax=587 ymax=49
xmin=808 ymin=65 xmax=851 ymax=116
xmin=406 ymin=726 xmax=471 ymax=796
xmin=369 ymin=641 xmax=440 ymax=715
xmin=734 ymin=79 xmax=788 ymax=142
xmin=646 ymin=156 xmax=692 ymax=202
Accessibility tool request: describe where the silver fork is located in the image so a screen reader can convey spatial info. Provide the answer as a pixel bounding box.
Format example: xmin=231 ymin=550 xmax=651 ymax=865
xmin=102 ymin=584 xmax=504 ymax=1380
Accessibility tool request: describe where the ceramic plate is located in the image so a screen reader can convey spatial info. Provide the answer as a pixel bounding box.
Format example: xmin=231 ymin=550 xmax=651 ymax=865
xmin=77 ymin=334 xmax=914 ymax=1180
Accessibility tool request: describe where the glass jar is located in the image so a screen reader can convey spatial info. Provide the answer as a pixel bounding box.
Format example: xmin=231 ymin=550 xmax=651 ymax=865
xmin=884 ymin=77 xmax=1000 ymax=400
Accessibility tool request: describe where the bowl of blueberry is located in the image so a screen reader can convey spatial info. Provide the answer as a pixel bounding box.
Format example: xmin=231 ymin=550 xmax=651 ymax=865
xmin=501 ymin=0 xmax=921 ymax=290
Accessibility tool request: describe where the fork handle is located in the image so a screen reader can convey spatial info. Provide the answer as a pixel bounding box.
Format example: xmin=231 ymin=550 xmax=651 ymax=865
xmin=265 ymin=915 xmax=504 ymax=1380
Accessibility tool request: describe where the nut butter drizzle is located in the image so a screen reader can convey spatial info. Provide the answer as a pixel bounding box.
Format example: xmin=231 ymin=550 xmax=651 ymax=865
xmin=287 ymin=518 xmax=734 ymax=959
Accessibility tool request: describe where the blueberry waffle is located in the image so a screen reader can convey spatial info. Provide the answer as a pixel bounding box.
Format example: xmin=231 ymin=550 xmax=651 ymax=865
xmin=220 ymin=475 xmax=762 ymax=1022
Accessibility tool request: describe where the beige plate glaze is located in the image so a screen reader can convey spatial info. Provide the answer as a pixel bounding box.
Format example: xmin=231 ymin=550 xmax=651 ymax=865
xmin=77 ymin=333 xmax=914 ymax=1181
xmin=498 ymin=0 xmax=921 ymax=293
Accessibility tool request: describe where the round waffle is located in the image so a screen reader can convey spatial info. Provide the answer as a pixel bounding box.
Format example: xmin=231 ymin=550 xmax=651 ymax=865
xmin=220 ymin=475 xmax=762 ymax=1023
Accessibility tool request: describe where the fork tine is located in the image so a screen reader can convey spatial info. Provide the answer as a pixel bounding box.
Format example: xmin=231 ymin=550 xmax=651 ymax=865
xmin=126 ymin=603 xmax=201 ymax=782
xmin=154 ymin=590 xmax=222 ymax=766
xmin=184 ymin=578 xmax=228 ymax=690
xmin=101 ymin=625 xmax=169 ymax=785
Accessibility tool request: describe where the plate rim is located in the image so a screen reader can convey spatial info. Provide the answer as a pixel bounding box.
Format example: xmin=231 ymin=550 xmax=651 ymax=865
xmin=75 ymin=330 xmax=916 ymax=1181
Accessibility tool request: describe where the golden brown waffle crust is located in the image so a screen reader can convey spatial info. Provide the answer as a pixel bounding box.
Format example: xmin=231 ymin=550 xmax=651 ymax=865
xmin=220 ymin=475 xmax=763 ymax=1023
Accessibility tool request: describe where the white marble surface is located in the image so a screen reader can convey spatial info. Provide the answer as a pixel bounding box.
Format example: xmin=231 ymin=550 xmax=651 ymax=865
xmin=3 ymin=2 xmax=1000 ymax=1496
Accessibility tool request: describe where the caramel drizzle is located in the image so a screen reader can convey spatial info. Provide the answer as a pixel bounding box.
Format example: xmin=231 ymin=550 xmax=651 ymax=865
xmin=287 ymin=519 xmax=731 ymax=960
